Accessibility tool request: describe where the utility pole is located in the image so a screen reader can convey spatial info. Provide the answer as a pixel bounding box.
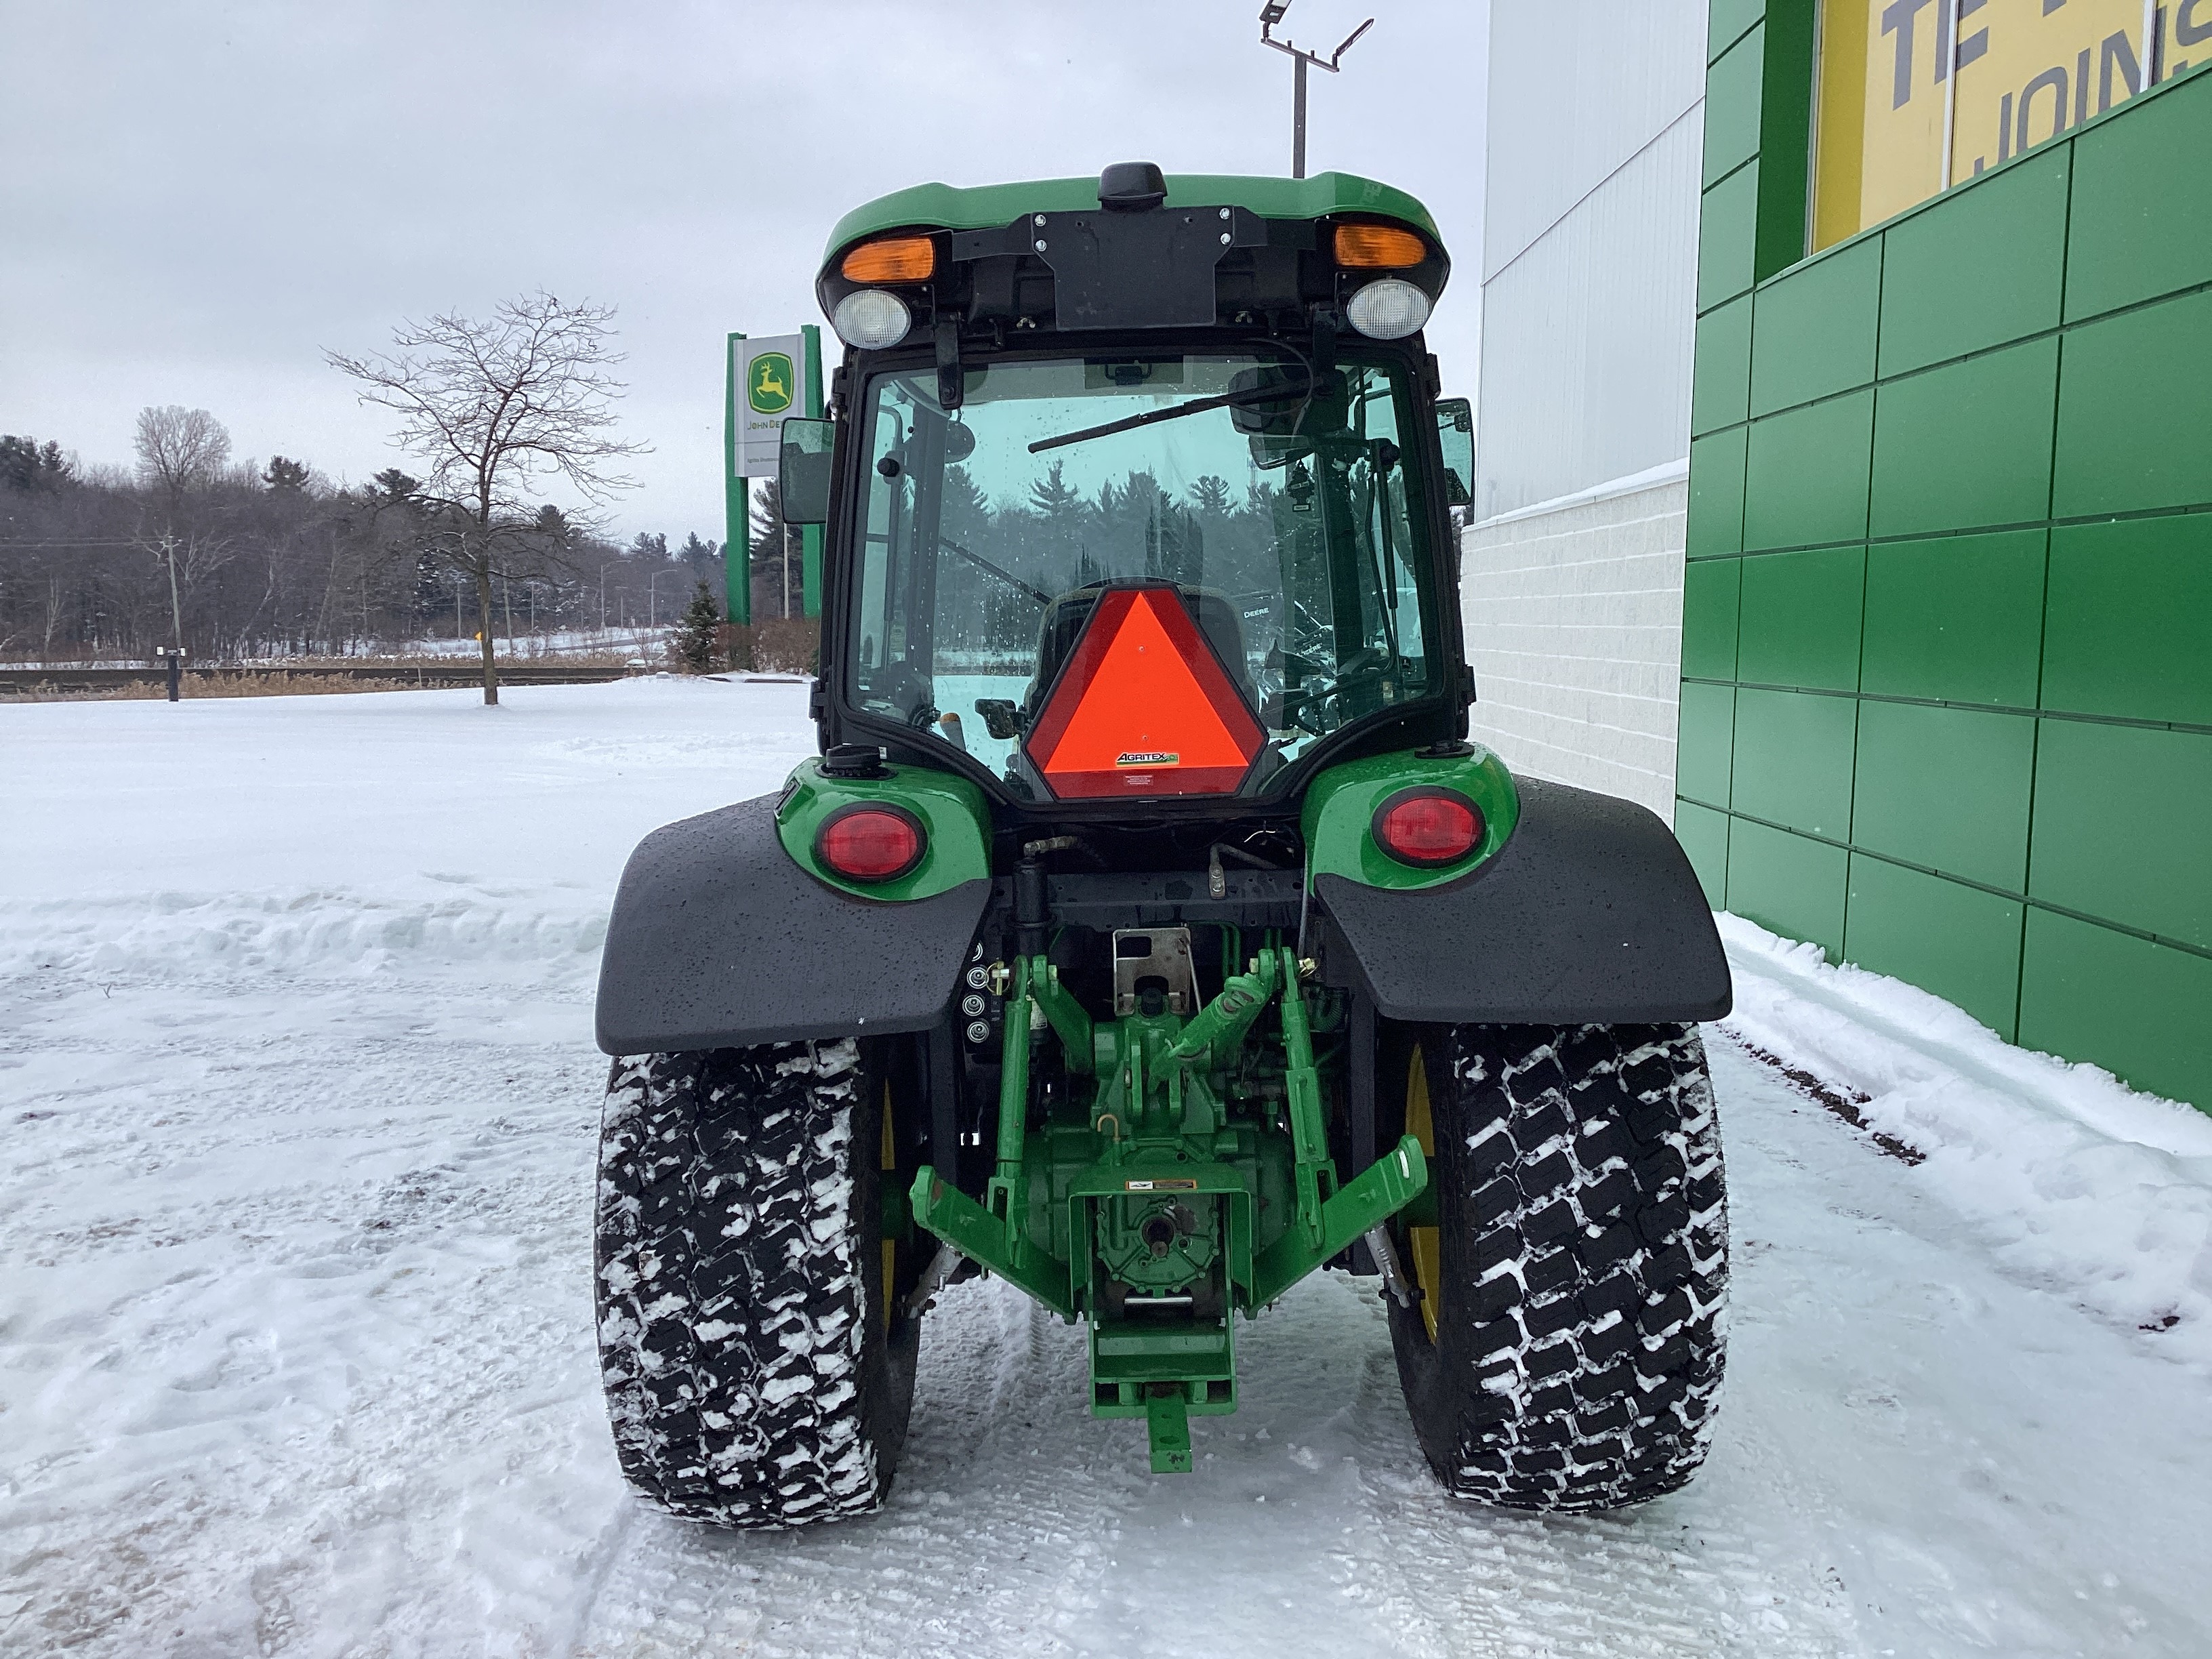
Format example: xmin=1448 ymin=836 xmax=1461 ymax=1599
xmin=157 ymin=531 xmax=186 ymax=701
xmin=1258 ymin=2 xmax=1374 ymax=179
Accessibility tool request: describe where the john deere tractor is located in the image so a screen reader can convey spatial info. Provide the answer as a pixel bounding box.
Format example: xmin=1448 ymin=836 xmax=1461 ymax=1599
xmin=592 ymin=163 xmax=1731 ymax=1528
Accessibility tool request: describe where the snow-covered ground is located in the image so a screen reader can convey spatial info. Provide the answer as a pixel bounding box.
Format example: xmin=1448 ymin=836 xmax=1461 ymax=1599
xmin=4 ymin=680 xmax=2211 ymax=1658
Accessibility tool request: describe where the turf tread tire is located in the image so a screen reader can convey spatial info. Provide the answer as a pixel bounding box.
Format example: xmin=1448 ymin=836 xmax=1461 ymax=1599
xmin=593 ymin=1039 xmax=917 ymax=1528
xmin=1389 ymin=1023 xmax=1727 ymax=1512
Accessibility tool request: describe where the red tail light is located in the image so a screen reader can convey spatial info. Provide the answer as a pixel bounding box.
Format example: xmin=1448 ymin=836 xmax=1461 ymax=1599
xmin=1372 ymin=788 xmax=1483 ymax=867
xmin=817 ymin=804 xmax=925 ymax=882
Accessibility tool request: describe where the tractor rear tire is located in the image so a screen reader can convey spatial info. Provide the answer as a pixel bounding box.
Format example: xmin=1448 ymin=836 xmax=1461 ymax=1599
xmin=593 ymin=1038 xmax=918 ymax=1528
xmin=1385 ymin=1022 xmax=1727 ymax=1511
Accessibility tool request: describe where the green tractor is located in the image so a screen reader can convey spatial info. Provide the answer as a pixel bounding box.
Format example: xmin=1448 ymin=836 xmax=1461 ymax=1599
xmin=592 ymin=163 xmax=1731 ymax=1528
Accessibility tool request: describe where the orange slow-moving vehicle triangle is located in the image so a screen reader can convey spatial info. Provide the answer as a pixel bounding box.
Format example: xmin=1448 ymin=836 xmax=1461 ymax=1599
xmin=1024 ymin=586 xmax=1264 ymax=798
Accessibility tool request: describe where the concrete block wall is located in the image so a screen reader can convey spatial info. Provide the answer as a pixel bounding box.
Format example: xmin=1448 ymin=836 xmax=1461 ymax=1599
xmin=1457 ymin=473 xmax=1688 ymax=823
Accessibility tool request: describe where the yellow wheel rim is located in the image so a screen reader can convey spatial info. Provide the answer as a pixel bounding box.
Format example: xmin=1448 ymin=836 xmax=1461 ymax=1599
xmin=1404 ymin=1046 xmax=1443 ymax=1344
xmin=880 ymin=1080 xmax=899 ymax=1332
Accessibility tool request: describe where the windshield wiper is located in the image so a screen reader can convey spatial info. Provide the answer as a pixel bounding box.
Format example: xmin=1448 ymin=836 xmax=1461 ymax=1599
xmin=943 ymin=535 xmax=1051 ymax=605
xmin=1027 ymin=375 xmax=1314 ymax=455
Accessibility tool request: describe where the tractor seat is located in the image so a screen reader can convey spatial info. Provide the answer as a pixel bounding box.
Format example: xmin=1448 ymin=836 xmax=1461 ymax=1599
xmin=1022 ymin=581 xmax=1256 ymax=723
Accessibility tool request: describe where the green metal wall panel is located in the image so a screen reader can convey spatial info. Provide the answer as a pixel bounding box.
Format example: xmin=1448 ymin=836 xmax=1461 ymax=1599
xmin=1731 ymin=688 xmax=1856 ymax=838
xmin=1749 ymin=239 xmax=1879 ymax=416
xmin=2042 ymin=516 xmax=2212 ymax=726
xmin=1870 ymin=337 xmax=2059 ymax=537
xmin=1675 ymin=800 xmax=1731 ymax=906
xmin=1708 ymin=0 xmax=1764 ymax=63
xmin=2018 ymin=909 xmax=2212 ymax=1107
xmin=1692 ymin=297 xmax=1753 ymax=436
xmin=1676 ymin=682 xmax=1737 ymax=807
xmin=1688 ymin=7 xmax=2211 ymax=1107
xmin=2029 ymin=720 xmax=2212 ymax=952
xmin=1750 ymin=1 xmax=1817 ymax=285
xmin=1704 ymin=27 xmax=1765 ymax=187
xmin=1851 ymin=701 xmax=2035 ymax=891
xmin=1681 ymin=557 xmax=1742 ymax=682
xmin=1687 ymin=428 xmax=1748 ymax=556
xmin=2063 ymin=70 xmax=2212 ymax=322
xmin=1727 ymin=817 xmax=1848 ymax=961
xmin=2053 ymin=287 xmax=2212 ymax=518
xmin=1742 ymin=390 xmax=1872 ymax=550
xmin=1844 ymin=854 xmax=2024 ymax=1038
xmin=1697 ymin=163 xmax=1761 ymax=312
xmin=1877 ymin=147 xmax=2068 ymax=377
xmin=1736 ymin=545 xmax=1863 ymax=691
xmin=1860 ymin=530 xmax=2047 ymax=707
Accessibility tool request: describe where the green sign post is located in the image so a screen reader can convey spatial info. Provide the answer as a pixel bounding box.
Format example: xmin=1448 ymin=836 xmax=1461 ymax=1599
xmin=726 ymin=327 xmax=827 ymax=665
xmin=722 ymin=331 xmax=751 ymax=660
xmin=800 ymin=323 xmax=824 ymax=617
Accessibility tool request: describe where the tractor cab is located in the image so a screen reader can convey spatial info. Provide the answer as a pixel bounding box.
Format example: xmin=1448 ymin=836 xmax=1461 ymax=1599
xmin=780 ymin=162 xmax=1475 ymax=815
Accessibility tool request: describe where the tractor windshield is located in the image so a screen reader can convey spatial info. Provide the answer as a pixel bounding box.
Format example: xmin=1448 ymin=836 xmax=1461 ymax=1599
xmin=844 ymin=348 xmax=1441 ymax=798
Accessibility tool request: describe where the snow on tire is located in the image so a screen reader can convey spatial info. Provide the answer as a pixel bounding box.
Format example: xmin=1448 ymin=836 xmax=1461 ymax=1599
xmin=1387 ymin=1022 xmax=1727 ymax=1511
xmin=593 ymin=1040 xmax=917 ymax=1528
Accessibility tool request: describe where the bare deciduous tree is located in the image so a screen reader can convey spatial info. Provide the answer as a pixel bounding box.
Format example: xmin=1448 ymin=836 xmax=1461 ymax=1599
xmin=134 ymin=406 xmax=232 ymax=499
xmin=327 ymin=291 xmax=647 ymax=704
xmin=132 ymin=406 xmax=237 ymax=647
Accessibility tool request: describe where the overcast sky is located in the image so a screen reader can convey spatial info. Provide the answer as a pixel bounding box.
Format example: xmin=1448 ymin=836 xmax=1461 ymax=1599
xmin=3 ymin=0 xmax=1486 ymax=544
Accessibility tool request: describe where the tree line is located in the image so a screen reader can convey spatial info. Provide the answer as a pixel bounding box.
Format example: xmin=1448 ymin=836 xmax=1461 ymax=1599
xmin=3 ymin=293 xmax=810 ymax=684
xmin=0 ymin=422 xmax=743 ymax=663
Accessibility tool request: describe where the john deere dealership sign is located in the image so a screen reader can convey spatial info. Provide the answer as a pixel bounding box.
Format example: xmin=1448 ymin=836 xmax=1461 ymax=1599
xmin=1812 ymin=0 xmax=2198 ymax=250
xmin=733 ymin=334 xmax=811 ymax=478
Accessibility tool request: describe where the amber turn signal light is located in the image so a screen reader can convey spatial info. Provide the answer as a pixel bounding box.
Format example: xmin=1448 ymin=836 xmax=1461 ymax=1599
xmin=1333 ymin=223 xmax=1427 ymax=269
xmin=840 ymin=236 xmax=937 ymax=283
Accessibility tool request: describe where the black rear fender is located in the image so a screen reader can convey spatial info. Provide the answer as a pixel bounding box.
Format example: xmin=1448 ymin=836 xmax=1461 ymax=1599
xmin=1313 ymin=777 xmax=1730 ymax=1025
xmin=594 ymin=794 xmax=991 ymax=1055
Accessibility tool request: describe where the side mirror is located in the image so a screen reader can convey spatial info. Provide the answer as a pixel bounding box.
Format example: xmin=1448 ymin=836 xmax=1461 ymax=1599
xmin=1433 ymin=396 xmax=1473 ymax=508
xmin=778 ymin=417 xmax=835 ymax=525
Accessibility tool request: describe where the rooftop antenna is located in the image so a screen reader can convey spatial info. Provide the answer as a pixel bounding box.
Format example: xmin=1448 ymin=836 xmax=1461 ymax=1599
xmin=1258 ymin=1 xmax=1374 ymax=180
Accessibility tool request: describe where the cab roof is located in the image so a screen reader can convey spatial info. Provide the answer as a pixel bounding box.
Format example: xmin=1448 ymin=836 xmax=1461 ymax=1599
xmin=821 ymin=170 xmax=1442 ymax=268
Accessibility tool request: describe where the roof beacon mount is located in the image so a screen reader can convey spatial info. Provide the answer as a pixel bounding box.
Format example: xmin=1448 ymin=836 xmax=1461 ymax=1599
xmin=1098 ymin=161 xmax=1168 ymax=212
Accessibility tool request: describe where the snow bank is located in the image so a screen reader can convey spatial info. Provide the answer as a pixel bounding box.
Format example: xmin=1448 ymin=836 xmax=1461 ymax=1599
xmin=1717 ymin=913 xmax=2212 ymax=1364
xmin=1 ymin=676 xmax=816 ymax=998
xmin=0 ymin=889 xmax=607 ymax=979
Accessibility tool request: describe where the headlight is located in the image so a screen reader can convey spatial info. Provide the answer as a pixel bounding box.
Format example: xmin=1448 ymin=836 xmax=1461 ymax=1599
xmin=1345 ymin=278 xmax=1431 ymax=341
xmin=832 ymin=289 xmax=913 ymax=349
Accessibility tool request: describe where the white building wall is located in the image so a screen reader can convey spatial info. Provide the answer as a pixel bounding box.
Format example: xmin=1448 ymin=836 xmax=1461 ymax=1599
xmin=1473 ymin=119 xmax=1702 ymax=521
xmin=1463 ymin=1 xmax=1706 ymax=815
xmin=1460 ymin=472 xmax=1686 ymax=823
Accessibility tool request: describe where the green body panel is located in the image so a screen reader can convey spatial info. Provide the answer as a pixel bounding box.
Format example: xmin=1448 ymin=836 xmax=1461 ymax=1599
xmin=1685 ymin=8 xmax=2211 ymax=1107
xmin=774 ymin=758 xmax=990 ymax=901
xmin=1298 ymin=745 xmax=1519 ymax=891
xmin=823 ymin=169 xmax=1442 ymax=266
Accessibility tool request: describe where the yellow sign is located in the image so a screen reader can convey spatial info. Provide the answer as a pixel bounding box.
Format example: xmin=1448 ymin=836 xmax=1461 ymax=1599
xmin=1813 ymin=0 xmax=2200 ymax=251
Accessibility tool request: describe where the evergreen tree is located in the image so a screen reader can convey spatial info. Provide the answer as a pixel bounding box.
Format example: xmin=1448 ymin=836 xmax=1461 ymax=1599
xmin=0 ymin=434 xmax=73 ymax=491
xmin=678 ymin=531 xmax=720 ymax=579
xmin=1190 ymin=474 xmax=1231 ymax=516
xmin=1028 ymin=459 xmax=1081 ymax=520
xmin=264 ymin=455 xmax=310 ymax=492
xmin=674 ymin=581 xmax=722 ymax=673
